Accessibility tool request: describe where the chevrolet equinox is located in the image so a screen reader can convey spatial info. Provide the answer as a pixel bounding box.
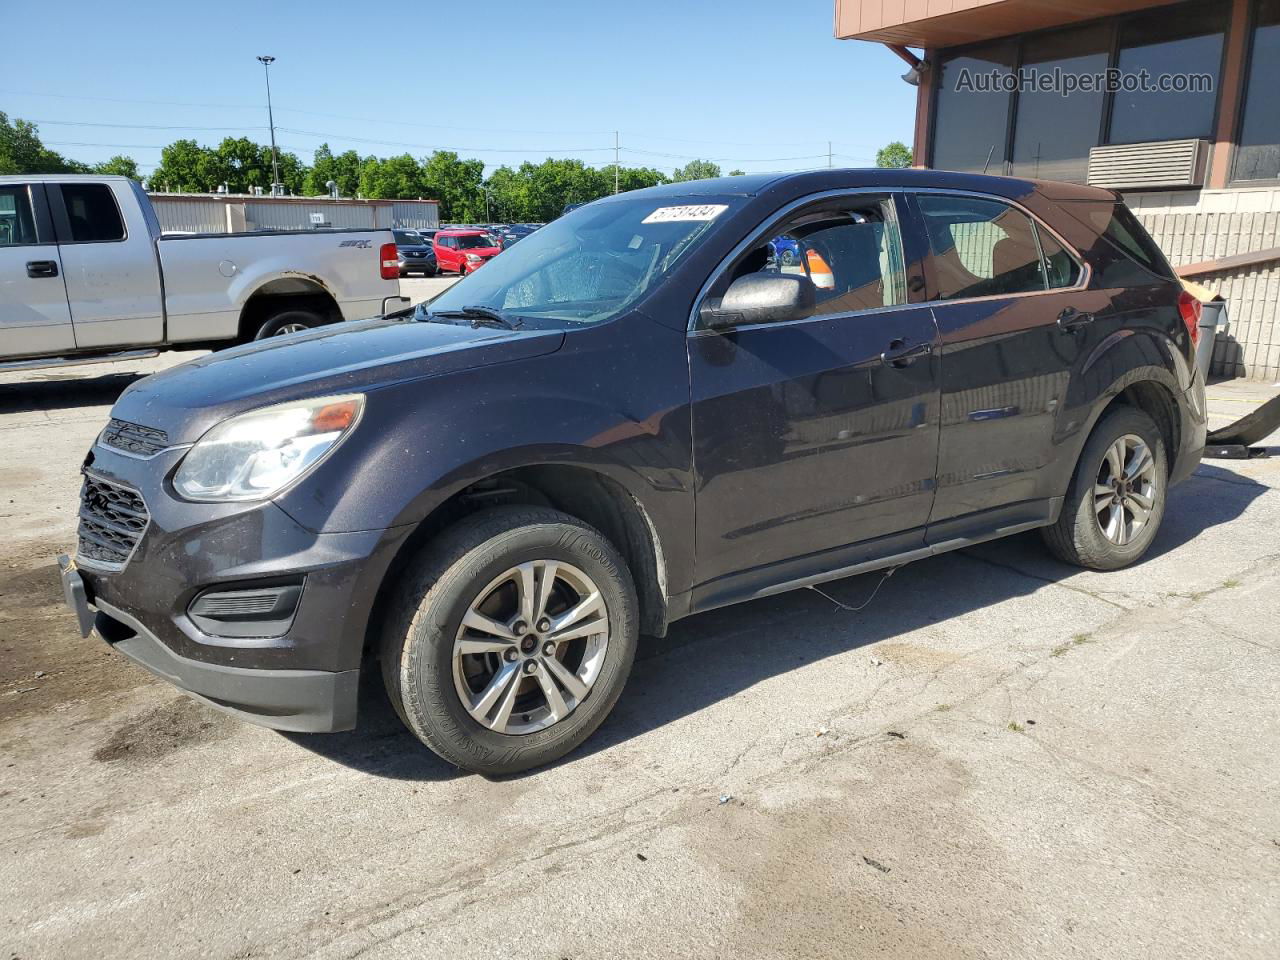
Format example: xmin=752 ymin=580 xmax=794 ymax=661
xmin=60 ymin=170 xmax=1207 ymax=774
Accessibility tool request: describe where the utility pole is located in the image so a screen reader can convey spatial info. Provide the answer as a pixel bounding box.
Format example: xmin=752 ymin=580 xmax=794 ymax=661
xmin=257 ymin=55 xmax=280 ymax=195
xmin=614 ymin=131 xmax=620 ymax=194
xmin=827 ymin=141 xmax=833 ymax=168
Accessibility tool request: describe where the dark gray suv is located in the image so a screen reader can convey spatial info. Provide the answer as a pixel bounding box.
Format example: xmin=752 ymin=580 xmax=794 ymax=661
xmin=60 ymin=169 xmax=1206 ymax=774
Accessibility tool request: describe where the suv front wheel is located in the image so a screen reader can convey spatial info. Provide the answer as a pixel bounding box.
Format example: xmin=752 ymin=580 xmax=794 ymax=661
xmin=1042 ymin=406 xmax=1168 ymax=570
xmin=381 ymin=506 xmax=639 ymax=775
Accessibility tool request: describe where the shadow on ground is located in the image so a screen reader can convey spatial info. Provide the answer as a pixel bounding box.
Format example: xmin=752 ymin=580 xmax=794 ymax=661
xmin=0 ymin=372 xmax=146 ymax=414
xmin=286 ymin=461 xmax=1270 ymax=781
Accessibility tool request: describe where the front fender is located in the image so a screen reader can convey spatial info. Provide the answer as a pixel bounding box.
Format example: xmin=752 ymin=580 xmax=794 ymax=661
xmin=273 ymin=313 xmax=697 ymax=594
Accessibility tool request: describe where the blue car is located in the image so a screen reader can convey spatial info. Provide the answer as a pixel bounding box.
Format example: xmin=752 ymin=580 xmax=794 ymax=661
xmin=769 ymin=234 xmax=801 ymax=266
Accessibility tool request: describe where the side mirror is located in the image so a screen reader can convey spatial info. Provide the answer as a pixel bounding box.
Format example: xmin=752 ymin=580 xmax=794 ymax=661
xmin=701 ymin=273 xmax=816 ymax=330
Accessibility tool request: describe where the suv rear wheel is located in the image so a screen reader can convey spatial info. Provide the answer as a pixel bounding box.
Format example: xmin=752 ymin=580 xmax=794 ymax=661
xmin=1042 ymin=406 xmax=1168 ymax=570
xmin=381 ymin=506 xmax=638 ymax=775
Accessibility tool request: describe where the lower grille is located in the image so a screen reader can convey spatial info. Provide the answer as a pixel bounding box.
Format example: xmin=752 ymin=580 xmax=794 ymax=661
xmin=78 ymin=473 xmax=149 ymax=569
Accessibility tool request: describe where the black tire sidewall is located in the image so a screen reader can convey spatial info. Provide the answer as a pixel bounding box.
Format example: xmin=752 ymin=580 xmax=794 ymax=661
xmin=1064 ymin=407 xmax=1168 ymax=568
xmin=395 ymin=513 xmax=638 ymax=774
xmin=253 ymin=308 xmax=324 ymax=340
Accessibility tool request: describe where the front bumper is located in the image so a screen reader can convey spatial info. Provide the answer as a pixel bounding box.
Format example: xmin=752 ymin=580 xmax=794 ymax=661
xmin=61 ymin=558 xmax=357 ymax=731
xmin=58 ymin=442 xmax=413 ymax=732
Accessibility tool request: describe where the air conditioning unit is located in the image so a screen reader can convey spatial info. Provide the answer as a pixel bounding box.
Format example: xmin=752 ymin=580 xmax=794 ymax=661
xmin=1087 ymin=139 xmax=1209 ymax=190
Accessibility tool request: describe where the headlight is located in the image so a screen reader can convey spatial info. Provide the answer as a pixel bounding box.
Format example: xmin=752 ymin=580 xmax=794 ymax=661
xmin=173 ymin=394 xmax=364 ymax=502
xmin=466 ymin=253 xmax=482 ymax=262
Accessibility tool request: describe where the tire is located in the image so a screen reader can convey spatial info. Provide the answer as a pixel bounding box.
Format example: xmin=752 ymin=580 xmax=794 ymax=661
xmin=380 ymin=506 xmax=639 ymax=775
xmin=1041 ymin=406 xmax=1168 ymax=570
xmin=253 ymin=307 xmax=325 ymax=340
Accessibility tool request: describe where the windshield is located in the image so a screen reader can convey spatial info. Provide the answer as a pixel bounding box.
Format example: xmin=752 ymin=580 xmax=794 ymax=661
xmin=456 ymin=233 xmax=494 ymax=250
xmin=394 ymin=230 xmax=424 ymax=245
xmin=423 ymin=195 xmax=741 ymax=326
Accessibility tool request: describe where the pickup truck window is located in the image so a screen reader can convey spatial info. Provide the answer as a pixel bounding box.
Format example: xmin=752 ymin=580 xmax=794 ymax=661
xmin=60 ymin=183 xmax=125 ymax=243
xmin=0 ymin=187 xmax=37 ymax=246
xmin=428 ymin=195 xmax=744 ymax=326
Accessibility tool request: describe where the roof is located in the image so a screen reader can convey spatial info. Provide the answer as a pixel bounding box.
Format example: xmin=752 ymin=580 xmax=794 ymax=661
xmin=0 ymin=174 xmax=137 ymax=184
xmin=598 ymin=167 xmax=1118 ymax=202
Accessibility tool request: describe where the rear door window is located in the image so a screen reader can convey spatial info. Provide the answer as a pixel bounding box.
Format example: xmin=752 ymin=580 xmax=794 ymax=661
xmin=59 ymin=184 xmax=125 ymax=242
xmin=917 ymin=195 xmax=1049 ymax=299
xmin=0 ymin=186 xmax=38 ymax=246
xmin=1038 ymin=228 xmax=1083 ymax=288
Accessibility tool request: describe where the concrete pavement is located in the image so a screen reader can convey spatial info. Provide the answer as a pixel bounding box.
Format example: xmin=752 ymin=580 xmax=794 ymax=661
xmin=1 ymin=329 xmax=1277 ymax=958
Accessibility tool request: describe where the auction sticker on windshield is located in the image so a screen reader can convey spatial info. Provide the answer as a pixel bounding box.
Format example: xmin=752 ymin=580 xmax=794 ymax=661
xmin=642 ymin=204 xmax=728 ymax=224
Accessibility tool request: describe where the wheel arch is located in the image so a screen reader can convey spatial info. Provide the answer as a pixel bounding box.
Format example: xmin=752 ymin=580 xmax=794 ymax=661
xmin=363 ymin=462 xmax=671 ymax=663
xmin=236 ymin=273 xmax=343 ymax=341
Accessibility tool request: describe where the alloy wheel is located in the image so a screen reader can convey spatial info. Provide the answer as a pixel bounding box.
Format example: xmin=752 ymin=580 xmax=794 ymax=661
xmin=451 ymin=561 xmax=609 ymax=735
xmin=273 ymin=322 xmax=311 ymax=336
xmin=1093 ymin=433 xmax=1159 ymax=546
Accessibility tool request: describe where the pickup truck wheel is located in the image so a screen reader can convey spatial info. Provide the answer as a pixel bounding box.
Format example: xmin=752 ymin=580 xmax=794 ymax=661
xmin=381 ymin=506 xmax=639 ymax=775
xmin=253 ymin=308 xmax=324 ymax=339
xmin=1041 ymin=406 xmax=1168 ymax=571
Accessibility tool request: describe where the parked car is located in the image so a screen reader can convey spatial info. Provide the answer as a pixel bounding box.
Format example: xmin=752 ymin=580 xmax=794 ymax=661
xmin=394 ymin=229 xmax=437 ymax=277
xmin=768 ymin=234 xmax=801 ymax=265
xmin=433 ymin=228 xmax=502 ymax=275
xmin=60 ymin=169 xmax=1206 ymax=776
xmin=0 ymin=175 xmax=402 ymax=369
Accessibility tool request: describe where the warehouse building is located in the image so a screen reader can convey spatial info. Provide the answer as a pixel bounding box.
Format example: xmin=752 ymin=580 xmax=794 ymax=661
xmin=148 ymin=193 xmax=439 ymax=236
xmin=836 ymin=0 xmax=1279 ymax=380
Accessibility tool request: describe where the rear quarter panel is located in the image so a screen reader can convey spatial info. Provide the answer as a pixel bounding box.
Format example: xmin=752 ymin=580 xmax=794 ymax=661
xmin=157 ymin=230 xmax=398 ymax=342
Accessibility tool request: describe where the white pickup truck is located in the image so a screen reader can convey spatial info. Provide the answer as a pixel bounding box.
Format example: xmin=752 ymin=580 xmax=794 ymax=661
xmin=0 ymin=174 xmax=405 ymax=370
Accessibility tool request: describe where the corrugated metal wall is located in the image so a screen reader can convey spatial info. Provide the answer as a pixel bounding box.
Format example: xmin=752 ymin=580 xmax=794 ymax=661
xmin=148 ymin=195 xmax=442 ymax=236
xmin=244 ymin=201 xmax=375 ymax=231
xmin=1128 ymin=187 xmax=1280 ymax=382
xmin=391 ymin=202 xmax=441 ymax=230
xmin=150 ymin=198 xmax=226 ymax=234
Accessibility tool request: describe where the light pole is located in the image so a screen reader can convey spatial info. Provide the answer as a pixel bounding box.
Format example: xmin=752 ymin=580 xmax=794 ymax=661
xmin=257 ymin=55 xmax=280 ymax=195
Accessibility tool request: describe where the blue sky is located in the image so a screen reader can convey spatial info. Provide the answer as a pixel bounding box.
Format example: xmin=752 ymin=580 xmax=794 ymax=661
xmin=5 ymin=0 xmax=915 ymax=179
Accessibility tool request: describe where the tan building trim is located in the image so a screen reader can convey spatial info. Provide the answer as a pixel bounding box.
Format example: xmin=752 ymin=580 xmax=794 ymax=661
xmin=834 ymin=0 xmax=1171 ymax=47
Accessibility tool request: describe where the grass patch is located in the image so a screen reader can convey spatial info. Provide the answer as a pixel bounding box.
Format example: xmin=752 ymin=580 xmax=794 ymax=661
xmin=935 ymin=703 xmax=952 ymax=712
xmin=1051 ymin=634 xmax=1093 ymax=658
xmin=1007 ymin=721 xmax=1025 ymax=733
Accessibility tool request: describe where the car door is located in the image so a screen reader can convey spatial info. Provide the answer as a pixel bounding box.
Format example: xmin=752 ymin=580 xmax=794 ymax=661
xmin=688 ymin=191 xmax=942 ymax=601
xmin=908 ymin=191 xmax=1098 ymax=541
xmin=50 ymin=181 xmax=164 ymax=349
xmin=435 ymin=235 xmax=457 ymax=272
xmin=0 ymin=182 xmax=75 ymax=359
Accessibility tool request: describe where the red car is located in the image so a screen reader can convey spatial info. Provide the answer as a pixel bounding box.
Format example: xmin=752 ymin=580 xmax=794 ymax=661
xmin=432 ymin=229 xmax=502 ymax=275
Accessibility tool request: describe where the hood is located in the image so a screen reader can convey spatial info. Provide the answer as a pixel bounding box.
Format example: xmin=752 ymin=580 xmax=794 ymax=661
xmin=397 ymin=244 xmax=434 ymax=254
xmin=111 ymin=317 xmax=564 ymax=443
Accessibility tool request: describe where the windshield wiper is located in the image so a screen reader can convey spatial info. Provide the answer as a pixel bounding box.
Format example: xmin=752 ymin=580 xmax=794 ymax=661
xmin=430 ymin=305 xmax=523 ymax=330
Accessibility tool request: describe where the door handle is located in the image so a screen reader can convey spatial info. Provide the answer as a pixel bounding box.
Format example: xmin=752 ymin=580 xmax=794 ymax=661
xmin=880 ymin=338 xmax=932 ymax=368
xmin=1057 ymin=306 xmax=1094 ymax=330
xmin=26 ymin=260 xmax=59 ymax=279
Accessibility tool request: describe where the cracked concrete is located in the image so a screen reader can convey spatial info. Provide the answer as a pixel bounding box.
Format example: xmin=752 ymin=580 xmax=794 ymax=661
xmin=1 ymin=345 xmax=1277 ymax=959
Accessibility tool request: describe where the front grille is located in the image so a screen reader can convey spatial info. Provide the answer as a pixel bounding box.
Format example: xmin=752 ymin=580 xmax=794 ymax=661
xmin=78 ymin=473 xmax=149 ymax=568
xmin=101 ymin=418 xmax=170 ymax=457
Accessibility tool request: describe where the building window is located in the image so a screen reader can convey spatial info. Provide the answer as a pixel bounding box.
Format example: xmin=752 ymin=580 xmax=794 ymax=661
xmin=930 ymin=0 xmax=1230 ymax=184
xmin=1107 ymin=1 xmax=1228 ymax=144
xmin=1233 ymin=0 xmax=1280 ymax=182
xmin=932 ymin=44 xmax=1015 ymax=175
xmin=1011 ymin=25 xmax=1111 ymax=183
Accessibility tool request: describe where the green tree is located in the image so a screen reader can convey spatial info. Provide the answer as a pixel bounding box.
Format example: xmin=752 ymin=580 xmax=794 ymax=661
xmin=92 ymin=155 xmax=142 ymax=180
xmin=150 ymin=139 xmax=216 ymax=192
xmin=875 ymin=141 xmax=913 ymax=168
xmin=0 ymin=112 xmax=89 ymax=174
xmin=358 ymin=153 xmax=425 ymax=200
xmin=672 ymin=159 xmax=721 ymax=182
xmin=304 ymin=144 xmax=364 ymax=197
xmin=727 ymin=169 xmax=746 ymax=176
xmin=422 ymin=150 xmax=486 ymax=221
